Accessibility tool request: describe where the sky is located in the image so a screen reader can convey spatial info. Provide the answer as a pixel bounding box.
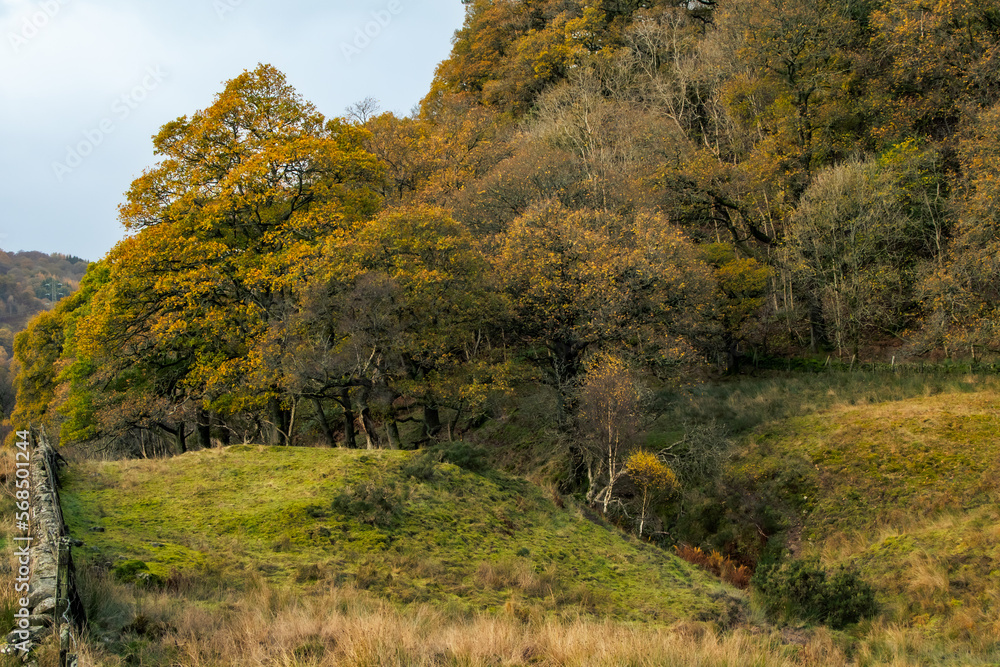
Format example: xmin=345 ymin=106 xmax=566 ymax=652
xmin=0 ymin=0 xmax=467 ymax=262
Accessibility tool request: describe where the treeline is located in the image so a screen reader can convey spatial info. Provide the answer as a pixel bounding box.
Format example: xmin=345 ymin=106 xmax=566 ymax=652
xmin=11 ymin=0 xmax=1000 ymax=463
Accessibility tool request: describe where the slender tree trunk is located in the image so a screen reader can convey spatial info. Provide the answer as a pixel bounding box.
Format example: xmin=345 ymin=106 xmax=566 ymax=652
xmin=603 ymin=446 xmax=614 ymax=514
xmin=585 ymin=456 xmax=602 ymax=505
xmin=267 ymin=396 xmax=290 ymax=446
xmin=726 ymin=338 xmax=740 ymax=375
xmin=386 ymin=417 xmax=401 ymax=450
xmin=287 ymin=398 xmax=297 ymax=447
xmin=808 ymin=298 xmax=827 ymax=353
xmin=447 ymin=402 xmax=464 ymax=442
xmin=312 ymin=398 xmax=337 ymax=447
xmin=639 ymin=488 xmax=648 ymax=537
xmin=218 ymin=418 xmax=231 ymax=447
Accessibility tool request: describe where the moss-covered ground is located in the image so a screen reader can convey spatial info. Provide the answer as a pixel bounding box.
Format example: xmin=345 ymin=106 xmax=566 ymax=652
xmin=60 ymin=444 xmax=737 ymax=625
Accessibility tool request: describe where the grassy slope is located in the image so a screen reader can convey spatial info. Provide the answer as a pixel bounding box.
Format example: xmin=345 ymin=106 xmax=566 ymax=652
xmin=60 ymin=445 xmax=737 ymax=625
xmin=729 ymin=382 xmax=1000 ymax=659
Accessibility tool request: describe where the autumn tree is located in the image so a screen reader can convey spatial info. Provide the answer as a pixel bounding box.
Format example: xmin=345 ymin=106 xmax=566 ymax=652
xmin=868 ymin=0 xmax=1000 ymax=143
xmin=699 ymin=243 xmax=771 ymax=372
xmin=625 ymin=450 xmax=678 ymax=536
xmin=579 ymin=352 xmax=640 ymax=514
xmin=8 ymin=261 xmax=104 ymax=444
xmin=786 ymin=145 xmax=943 ymax=356
xmin=353 ymin=107 xmax=434 ymax=205
xmin=498 ymin=201 xmax=714 ymax=414
xmin=917 ymin=103 xmax=1000 ymax=355
xmin=76 ymin=64 xmax=381 ymax=449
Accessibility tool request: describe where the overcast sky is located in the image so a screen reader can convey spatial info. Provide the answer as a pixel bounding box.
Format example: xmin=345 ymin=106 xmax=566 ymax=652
xmin=0 ymin=0 xmax=467 ymax=261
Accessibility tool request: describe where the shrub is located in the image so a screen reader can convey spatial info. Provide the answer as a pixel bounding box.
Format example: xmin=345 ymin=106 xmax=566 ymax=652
xmin=402 ymin=441 xmax=489 ymax=480
xmin=111 ymin=560 xmax=163 ymax=588
xmin=436 ymin=441 xmax=488 ymax=472
xmin=674 ymin=544 xmax=751 ymax=589
xmin=331 ymin=480 xmax=409 ymax=527
xmin=752 ymin=557 xmax=878 ymax=629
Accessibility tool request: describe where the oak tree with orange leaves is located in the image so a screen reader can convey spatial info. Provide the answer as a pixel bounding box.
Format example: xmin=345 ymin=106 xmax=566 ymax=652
xmin=77 ymin=64 xmax=381 ymax=448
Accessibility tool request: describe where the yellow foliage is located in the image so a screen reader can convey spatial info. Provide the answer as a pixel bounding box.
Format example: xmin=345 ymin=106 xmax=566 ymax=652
xmin=625 ymin=449 xmax=679 ymax=495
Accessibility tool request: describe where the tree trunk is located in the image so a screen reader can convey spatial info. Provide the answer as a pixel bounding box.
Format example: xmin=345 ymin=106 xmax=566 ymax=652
xmin=447 ymin=402 xmax=464 ymax=442
xmin=603 ymin=446 xmax=614 ymax=514
xmin=267 ymin=396 xmax=289 ymax=446
xmin=339 ymin=387 xmax=357 ymax=449
xmin=638 ymin=488 xmax=648 ymax=537
xmin=156 ymin=422 xmax=186 ymax=455
xmin=386 ymin=417 xmax=401 ymax=450
xmin=197 ymin=408 xmax=212 ymax=449
xmin=174 ymin=422 xmax=187 ymax=455
xmin=423 ymin=404 xmax=442 ymax=440
xmin=218 ymin=418 xmax=231 ymax=447
xmin=312 ymin=398 xmax=337 ymax=447
xmin=287 ymin=398 xmax=297 ymax=447
xmin=808 ymin=299 xmax=827 ymax=353
xmin=726 ymin=338 xmax=740 ymax=375
xmin=357 ymin=387 xmax=380 ymax=449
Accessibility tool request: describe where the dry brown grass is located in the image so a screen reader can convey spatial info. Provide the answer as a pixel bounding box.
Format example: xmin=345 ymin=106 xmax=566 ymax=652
xmin=473 ymin=556 xmax=557 ymax=598
xmin=68 ymin=568 xmax=865 ymax=667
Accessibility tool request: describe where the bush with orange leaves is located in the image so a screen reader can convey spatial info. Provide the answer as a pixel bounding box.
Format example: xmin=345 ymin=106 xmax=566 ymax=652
xmin=674 ymin=544 xmax=751 ymax=589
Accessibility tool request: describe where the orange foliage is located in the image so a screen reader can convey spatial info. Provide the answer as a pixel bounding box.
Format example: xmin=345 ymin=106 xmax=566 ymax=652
xmin=674 ymin=544 xmax=751 ymax=589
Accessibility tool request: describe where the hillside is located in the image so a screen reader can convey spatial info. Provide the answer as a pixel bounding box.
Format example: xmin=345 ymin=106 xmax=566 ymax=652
xmin=0 ymin=249 xmax=86 ymax=338
xmin=713 ymin=378 xmax=1000 ymax=662
xmin=6 ymin=374 xmax=1000 ymax=664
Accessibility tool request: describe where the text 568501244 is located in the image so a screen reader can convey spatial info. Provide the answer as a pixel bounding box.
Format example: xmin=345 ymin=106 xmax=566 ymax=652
xmin=6 ymin=430 xmax=34 ymax=655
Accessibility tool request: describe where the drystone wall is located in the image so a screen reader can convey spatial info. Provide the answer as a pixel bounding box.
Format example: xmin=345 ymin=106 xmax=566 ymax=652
xmin=2 ymin=428 xmax=85 ymax=664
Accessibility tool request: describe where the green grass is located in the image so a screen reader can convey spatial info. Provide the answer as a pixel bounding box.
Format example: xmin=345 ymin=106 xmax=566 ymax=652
xmin=60 ymin=444 xmax=738 ymax=624
xmin=747 ymin=391 xmax=1000 ymax=542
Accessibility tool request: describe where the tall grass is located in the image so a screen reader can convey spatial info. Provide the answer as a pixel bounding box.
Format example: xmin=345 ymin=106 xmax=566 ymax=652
xmin=73 ymin=558 xmax=1000 ymax=666
xmin=73 ymin=563 xmax=851 ymax=666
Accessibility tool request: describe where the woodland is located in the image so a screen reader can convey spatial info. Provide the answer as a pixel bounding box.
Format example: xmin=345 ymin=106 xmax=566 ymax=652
xmin=9 ymin=0 xmax=1000 ymax=533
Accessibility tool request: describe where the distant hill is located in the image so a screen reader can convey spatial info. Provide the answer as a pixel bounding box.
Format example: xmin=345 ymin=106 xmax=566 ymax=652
xmin=0 ymin=249 xmax=89 ymax=440
xmin=0 ymin=249 xmax=88 ymax=344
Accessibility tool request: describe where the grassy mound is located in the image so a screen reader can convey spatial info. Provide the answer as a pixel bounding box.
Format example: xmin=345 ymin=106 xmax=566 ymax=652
xmin=60 ymin=444 xmax=737 ymax=625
